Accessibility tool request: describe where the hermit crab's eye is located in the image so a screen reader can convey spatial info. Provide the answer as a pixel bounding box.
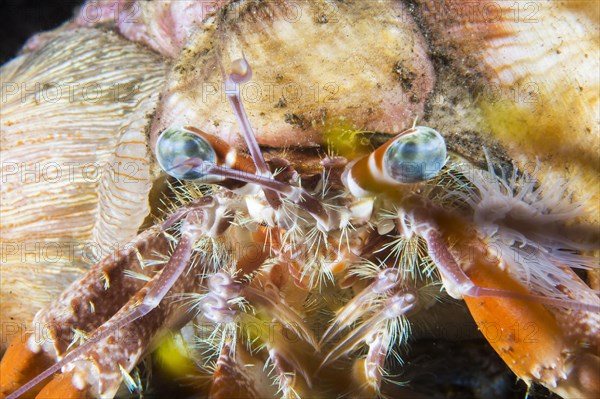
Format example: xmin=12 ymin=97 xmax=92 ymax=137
xmin=155 ymin=127 xmax=216 ymax=180
xmin=383 ymin=126 xmax=447 ymax=183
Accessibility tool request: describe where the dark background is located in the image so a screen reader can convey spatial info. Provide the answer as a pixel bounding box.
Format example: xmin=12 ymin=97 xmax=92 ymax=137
xmin=0 ymin=0 xmax=76 ymax=63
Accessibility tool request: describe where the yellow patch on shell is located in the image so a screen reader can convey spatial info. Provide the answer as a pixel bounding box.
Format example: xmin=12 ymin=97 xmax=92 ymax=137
xmin=323 ymin=120 xmax=376 ymax=159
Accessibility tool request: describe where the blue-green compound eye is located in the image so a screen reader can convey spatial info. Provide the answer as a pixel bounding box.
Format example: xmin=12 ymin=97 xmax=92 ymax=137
xmin=155 ymin=127 xmax=216 ymax=181
xmin=383 ymin=126 xmax=447 ymax=183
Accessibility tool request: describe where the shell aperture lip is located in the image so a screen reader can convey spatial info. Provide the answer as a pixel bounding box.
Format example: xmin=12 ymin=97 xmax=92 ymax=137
xmin=383 ymin=126 xmax=447 ymax=183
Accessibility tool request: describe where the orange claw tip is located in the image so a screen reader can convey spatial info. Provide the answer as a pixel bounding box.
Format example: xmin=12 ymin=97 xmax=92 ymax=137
xmin=35 ymin=370 xmax=89 ymax=399
xmin=0 ymin=335 xmax=55 ymax=399
xmin=462 ymin=247 xmax=569 ymax=386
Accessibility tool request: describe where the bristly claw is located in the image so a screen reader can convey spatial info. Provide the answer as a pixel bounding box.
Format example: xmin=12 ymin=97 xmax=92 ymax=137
xmin=320 ymin=268 xmax=401 ymax=345
xmin=415 ymin=214 xmax=600 ymax=313
xmin=244 ymin=285 xmax=320 ymax=351
xmin=318 ymin=290 xmax=417 ymax=370
xmin=5 ymin=201 xmax=220 ymax=399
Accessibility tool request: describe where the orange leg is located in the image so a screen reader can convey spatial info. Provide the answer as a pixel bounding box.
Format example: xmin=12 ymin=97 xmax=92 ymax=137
xmin=0 ymin=335 xmax=55 ymax=399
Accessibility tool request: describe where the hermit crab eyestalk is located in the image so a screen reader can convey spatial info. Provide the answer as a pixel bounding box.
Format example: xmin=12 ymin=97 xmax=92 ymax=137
xmin=343 ymin=125 xmax=448 ymax=197
xmin=383 ymin=126 xmax=447 ymax=183
xmin=155 ymin=127 xmax=216 ymax=181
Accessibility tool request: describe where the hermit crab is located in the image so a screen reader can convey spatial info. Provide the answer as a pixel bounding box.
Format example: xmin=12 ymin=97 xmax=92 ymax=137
xmin=1 ymin=1 xmax=599 ymax=398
